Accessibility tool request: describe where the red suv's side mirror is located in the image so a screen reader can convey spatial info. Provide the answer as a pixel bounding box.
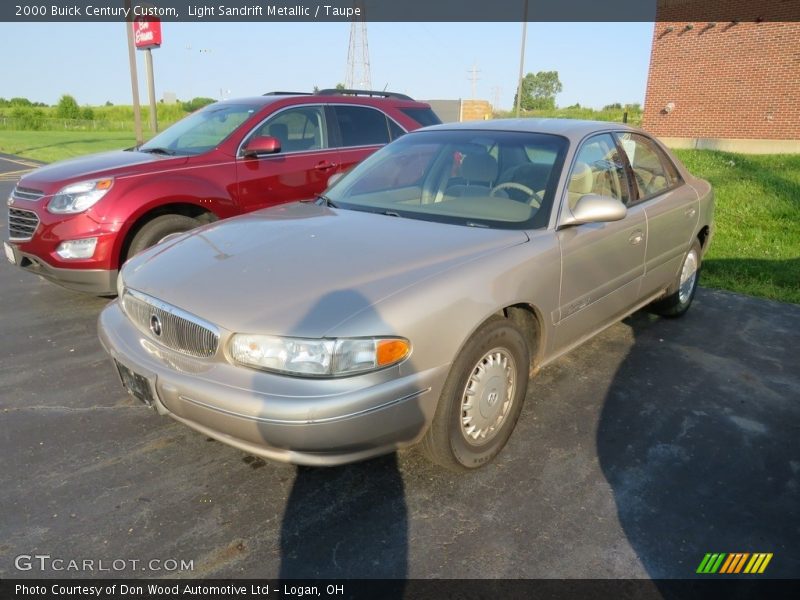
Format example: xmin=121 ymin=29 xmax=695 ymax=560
xmin=242 ymin=135 xmax=281 ymax=158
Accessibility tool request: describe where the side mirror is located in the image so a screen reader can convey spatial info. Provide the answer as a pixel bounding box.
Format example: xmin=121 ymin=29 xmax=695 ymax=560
xmin=561 ymin=194 xmax=627 ymax=227
xmin=242 ymin=135 xmax=281 ymax=158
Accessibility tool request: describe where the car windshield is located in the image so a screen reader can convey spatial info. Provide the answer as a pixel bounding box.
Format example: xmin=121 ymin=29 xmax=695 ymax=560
xmin=325 ymin=129 xmax=568 ymax=229
xmin=138 ymin=103 xmax=260 ymax=156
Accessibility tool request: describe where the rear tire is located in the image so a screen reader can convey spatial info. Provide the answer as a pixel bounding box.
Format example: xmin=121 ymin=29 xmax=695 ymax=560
xmin=651 ymin=239 xmax=702 ymax=318
xmin=421 ymin=316 xmax=529 ymax=472
xmin=126 ymin=214 xmax=200 ymax=261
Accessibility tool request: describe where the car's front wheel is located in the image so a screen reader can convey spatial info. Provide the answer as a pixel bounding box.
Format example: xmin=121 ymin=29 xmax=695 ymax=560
xmin=126 ymin=214 xmax=201 ymax=260
xmin=422 ymin=316 xmax=529 ymax=471
xmin=651 ymin=239 xmax=702 ymax=318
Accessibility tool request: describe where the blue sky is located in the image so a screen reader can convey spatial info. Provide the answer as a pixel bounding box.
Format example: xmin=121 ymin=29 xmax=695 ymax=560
xmin=0 ymin=22 xmax=654 ymax=110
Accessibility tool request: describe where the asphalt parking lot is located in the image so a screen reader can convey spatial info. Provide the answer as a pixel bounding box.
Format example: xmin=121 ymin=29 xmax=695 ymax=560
xmin=0 ymin=157 xmax=798 ymax=580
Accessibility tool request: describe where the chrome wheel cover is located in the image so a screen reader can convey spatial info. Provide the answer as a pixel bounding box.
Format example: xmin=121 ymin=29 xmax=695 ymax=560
xmin=460 ymin=347 xmax=517 ymax=446
xmin=678 ymin=248 xmax=699 ymax=305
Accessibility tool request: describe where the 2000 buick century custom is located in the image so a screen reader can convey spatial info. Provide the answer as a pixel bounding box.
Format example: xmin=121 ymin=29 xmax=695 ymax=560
xmin=98 ymin=119 xmax=714 ymax=471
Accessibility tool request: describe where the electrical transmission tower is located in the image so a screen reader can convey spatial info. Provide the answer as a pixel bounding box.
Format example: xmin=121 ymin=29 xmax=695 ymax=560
xmin=346 ymin=4 xmax=371 ymax=90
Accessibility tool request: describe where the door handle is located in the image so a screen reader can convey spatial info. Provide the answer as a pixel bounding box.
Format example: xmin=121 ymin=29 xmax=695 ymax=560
xmin=629 ymin=230 xmax=644 ymax=246
xmin=685 ymin=207 xmax=697 ymax=218
xmin=315 ymin=161 xmax=337 ymax=171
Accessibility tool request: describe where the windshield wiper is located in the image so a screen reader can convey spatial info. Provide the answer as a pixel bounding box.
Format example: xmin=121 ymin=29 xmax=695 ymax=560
xmin=315 ymin=194 xmax=338 ymax=208
xmin=139 ymin=147 xmax=175 ymax=155
xmin=380 ymin=210 xmax=401 ymax=218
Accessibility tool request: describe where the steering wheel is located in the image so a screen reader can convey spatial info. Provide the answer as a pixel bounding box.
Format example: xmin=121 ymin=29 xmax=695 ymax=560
xmin=489 ymin=182 xmax=543 ymax=208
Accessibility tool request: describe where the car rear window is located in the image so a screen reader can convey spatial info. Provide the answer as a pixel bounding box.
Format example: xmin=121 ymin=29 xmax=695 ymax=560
xmin=400 ymin=108 xmax=443 ymax=127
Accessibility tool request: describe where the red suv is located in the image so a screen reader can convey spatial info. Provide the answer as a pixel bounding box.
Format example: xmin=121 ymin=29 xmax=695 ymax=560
xmin=4 ymin=89 xmax=440 ymax=295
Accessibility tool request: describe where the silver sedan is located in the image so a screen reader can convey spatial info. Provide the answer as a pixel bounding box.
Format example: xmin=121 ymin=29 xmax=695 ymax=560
xmin=98 ymin=119 xmax=714 ymax=471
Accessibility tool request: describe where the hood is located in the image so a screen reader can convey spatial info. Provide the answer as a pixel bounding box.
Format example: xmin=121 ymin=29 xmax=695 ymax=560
xmin=20 ymin=150 xmax=187 ymax=189
xmin=123 ymin=202 xmax=529 ymax=337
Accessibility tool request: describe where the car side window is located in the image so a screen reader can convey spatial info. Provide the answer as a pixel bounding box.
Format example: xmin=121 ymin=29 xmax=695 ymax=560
xmin=617 ymin=133 xmax=679 ymax=200
xmin=567 ymin=133 xmax=630 ymax=210
xmin=332 ymin=105 xmax=393 ymax=147
xmin=253 ymin=106 xmax=326 ymax=153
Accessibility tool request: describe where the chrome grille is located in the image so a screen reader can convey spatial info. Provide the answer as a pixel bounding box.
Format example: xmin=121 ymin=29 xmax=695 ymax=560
xmin=8 ymin=208 xmax=40 ymax=241
xmin=12 ymin=186 xmax=45 ymax=201
xmin=121 ymin=290 xmax=219 ymax=358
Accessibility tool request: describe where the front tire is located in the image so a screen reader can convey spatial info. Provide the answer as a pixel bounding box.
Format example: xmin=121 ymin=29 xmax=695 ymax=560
xmin=126 ymin=214 xmax=200 ymax=261
xmin=651 ymin=239 xmax=702 ymax=318
xmin=422 ymin=316 xmax=530 ymax=472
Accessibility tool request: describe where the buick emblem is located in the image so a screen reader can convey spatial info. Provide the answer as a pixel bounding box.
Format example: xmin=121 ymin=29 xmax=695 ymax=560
xmin=149 ymin=314 xmax=163 ymax=337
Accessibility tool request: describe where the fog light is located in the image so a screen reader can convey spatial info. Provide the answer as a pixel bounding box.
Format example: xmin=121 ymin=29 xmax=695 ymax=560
xmin=56 ymin=237 xmax=98 ymax=259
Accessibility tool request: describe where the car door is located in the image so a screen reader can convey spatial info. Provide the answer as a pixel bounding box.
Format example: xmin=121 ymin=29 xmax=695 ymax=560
xmin=616 ymin=132 xmax=699 ymax=297
xmin=235 ymin=104 xmax=337 ymax=212
xmin=554 ymin=133 xmax=646 ymax=351
xmin=328 ymin=104 xmax=404 ymax=176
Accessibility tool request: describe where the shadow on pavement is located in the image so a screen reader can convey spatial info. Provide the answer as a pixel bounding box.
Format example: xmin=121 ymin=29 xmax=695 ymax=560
xmin=597 ymin=290 xmax=800 ymax=579
xmin=279 ymin=455 xmax=408 ymax=584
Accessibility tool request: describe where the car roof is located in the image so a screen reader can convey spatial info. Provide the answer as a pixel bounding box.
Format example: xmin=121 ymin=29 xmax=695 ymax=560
xmin=422 ymin=118 xmax=642 ymax=142
xmin=212 ymin=94 xmax=429 ymax=109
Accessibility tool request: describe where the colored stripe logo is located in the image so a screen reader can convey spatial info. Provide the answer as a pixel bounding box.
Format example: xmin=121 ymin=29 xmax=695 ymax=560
xmin=697 ymin=553 xmax=773 ymax=574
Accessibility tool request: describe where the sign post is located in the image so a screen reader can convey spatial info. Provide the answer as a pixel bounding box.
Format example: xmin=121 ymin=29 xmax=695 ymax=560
xmin=124 ymin=0 xmax=143 ymax=145
xmin=133 ymin=14 xmax=162 ymax=134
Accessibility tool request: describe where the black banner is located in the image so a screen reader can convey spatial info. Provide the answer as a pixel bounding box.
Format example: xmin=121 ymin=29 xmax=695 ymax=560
xmin=2 ymin=0 xmax=799 ymax=23
xmin=3 ymin=579 xmax=800 ymax=600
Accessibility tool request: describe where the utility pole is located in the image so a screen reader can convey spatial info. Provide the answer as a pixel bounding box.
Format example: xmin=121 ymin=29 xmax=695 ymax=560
xmin=467 ymin=63 xmax=481 ymax=99
xmin=491 ymin=86 xmax=502 ymax=112
xmin=124 ymin=0 xmax=143 ymax=144
xmin=514 ymin=0 xmax=529 ymax=117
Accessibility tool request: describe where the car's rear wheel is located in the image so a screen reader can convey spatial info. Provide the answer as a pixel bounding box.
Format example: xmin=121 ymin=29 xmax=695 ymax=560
xmin=126 ymin=214 xmax=200 ymax=260
xmin=421 ymin=316 xmax=529 ymax=471
xmin=651 ymin=239 xmax=702 ymax=318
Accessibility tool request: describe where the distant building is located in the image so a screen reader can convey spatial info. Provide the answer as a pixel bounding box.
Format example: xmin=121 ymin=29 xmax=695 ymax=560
xmin=162 ymin=92 xmax=177 ymax=105
xmin=423 ymin=99 xmax=493 ymax=123
xmin=643 ymin=0 xmax=800 ymax=153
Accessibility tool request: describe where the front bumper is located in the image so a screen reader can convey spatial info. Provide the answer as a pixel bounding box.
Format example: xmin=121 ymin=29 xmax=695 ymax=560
xmin=98 ymin=301 xmax=449 ymax=466
xmin=6 ymin=199 xmax=122 ymax=295
xmin=5 ymin=242 xmax=117 ymax=295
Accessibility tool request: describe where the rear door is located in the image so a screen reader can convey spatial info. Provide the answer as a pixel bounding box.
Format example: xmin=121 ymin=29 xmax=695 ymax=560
xmin=615 ymin=132 xmax=699 ymax=297
xmin=554 ymin=133 xmax=646 ymax=351
xmin=328 ymin=105 xmax=405 ymax=176
xmin=235 ymin=104 xmax=337 ymax=212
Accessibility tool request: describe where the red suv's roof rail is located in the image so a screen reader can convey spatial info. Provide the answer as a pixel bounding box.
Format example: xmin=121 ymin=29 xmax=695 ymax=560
xmin=317 ymin=89 xmax=415 ymax=101
xmin=263 ymin=91 xmax=313 ymax=96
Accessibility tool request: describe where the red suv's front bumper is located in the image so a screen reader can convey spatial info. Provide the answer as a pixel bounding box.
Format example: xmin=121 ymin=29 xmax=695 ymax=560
xmin=6 ymin=199 xmax=121 ymax=295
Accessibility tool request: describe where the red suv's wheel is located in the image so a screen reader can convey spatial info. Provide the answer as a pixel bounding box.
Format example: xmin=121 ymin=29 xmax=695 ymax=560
xmin=126 ymin=214 xmax=200 ymax=260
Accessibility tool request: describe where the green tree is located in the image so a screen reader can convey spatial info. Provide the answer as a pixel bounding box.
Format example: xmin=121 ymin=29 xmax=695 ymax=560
xmin=180 ymin=96 xmax=216 ymax=112
xmin=81 ymin=106 xmax=95 ymax=120
xmin=56 ymin=94 xmax=81 ymax=119
xmin=514 ymin=71 xmax=563 ymax=111
xmin=335 ymin=82 xmax=346 ymax=91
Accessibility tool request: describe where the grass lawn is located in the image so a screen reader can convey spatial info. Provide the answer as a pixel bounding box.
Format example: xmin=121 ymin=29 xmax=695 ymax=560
xmin=0 ymin=130 xmax=138 ymax=163
xmin=674 ymin=150 xmax=800 ymax=305
xmin=0 ymin=130 xmax=796 ymax=303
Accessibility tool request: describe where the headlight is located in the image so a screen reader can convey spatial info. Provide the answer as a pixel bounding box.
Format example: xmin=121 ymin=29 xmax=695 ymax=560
xmin=48 ymin=178 xmax=114 ymax=214
xmin=229 ymin=335 xmax=410 ymax=377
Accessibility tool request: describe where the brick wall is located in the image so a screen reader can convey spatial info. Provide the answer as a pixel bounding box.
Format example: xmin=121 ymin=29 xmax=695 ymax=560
xmin=460 ymin=100 xmax=492 ymax=122
xmin=643 ymin=0 xmax=800 ymax=141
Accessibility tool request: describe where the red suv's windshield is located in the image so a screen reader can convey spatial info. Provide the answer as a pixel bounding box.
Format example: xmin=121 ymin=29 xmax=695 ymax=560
xmin=139 ymin=103 xmax=261 ymax=156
